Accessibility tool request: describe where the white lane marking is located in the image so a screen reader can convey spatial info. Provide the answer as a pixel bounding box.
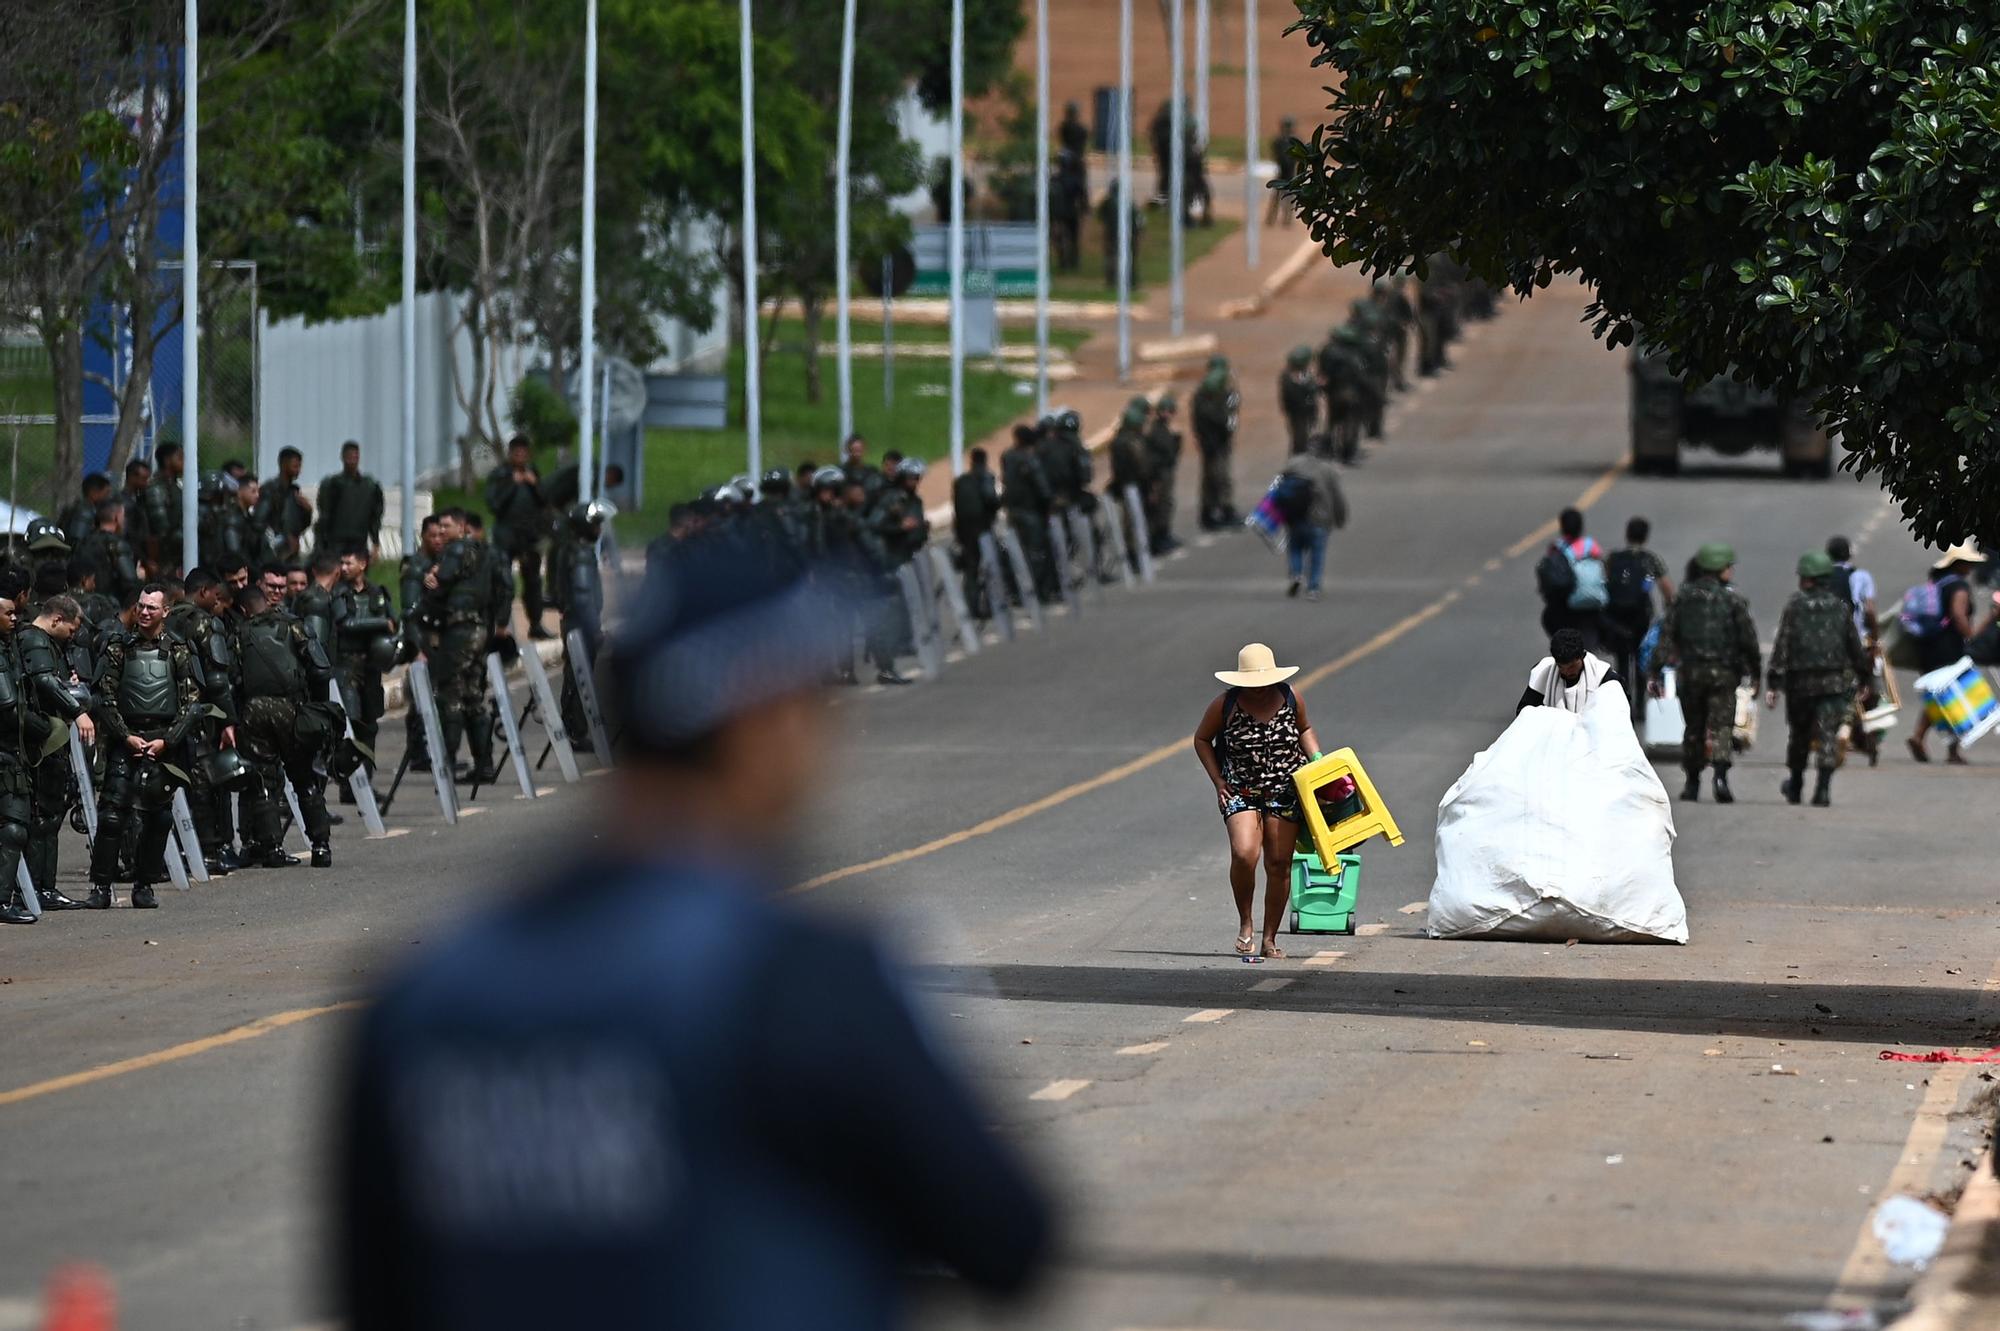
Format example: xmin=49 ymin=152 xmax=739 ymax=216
xmin=1249 ymin=977 xmax=1294 ymax=993
xmin=0 ymin=1300 xmax=35 ymax=1331
xmin=1029 ymin=1078 xmax=1092 ymax=1102
xmin=1356 ymin=922 xmax=1394 ymax=937
xmin=1183 ymin=1008 xmax=1233 ymax=1023
xmin=1117 ymin=1040 xmax=1170 ymax=1055
xmin=380 ymin=827 xmax=411 ymax=839
xmin=1484 ymin=556 xmax=1504 ymax=572
xmin=1303 ymin=950 xmax=1347 ymax=967
xmin=1398 ymin=901 xmax=1427 ymax=915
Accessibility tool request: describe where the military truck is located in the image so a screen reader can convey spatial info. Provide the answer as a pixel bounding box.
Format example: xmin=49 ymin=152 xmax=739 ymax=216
xmin=1629 ymin=349 xmax=1831 ymax=478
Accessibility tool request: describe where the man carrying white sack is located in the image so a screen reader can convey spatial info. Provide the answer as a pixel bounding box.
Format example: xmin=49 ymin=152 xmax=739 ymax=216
xmin=1429 ymin=630 xmax=1687 ymax=943
xmin=1516 ymin=628 xmax=1629 ymax=716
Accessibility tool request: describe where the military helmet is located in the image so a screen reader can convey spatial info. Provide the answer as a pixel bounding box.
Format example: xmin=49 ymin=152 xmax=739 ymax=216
xmin=1058 ymin=409 xmax=1082 ymax=433
xmin=23 ymin=518 xmax=69 ymax=554
xmin=1695 ymin=541 xmax=1736 ymax=573
xmin=1797 ymin=550 xmax=1836 ymax=580
xmin=760 ymin=467 xmax=791 ymax=496
xmin=199 ymin=470 xmax=229 ymax=503
xmin=1287 ymin=345 xmax=1313 ymax=368
xmin=199 ymin=746 xmax=258 ymax=794
xmin=810 ymin=465 xmax=845 ymax=491
xmin=706 ymin=482 xmax=744 ymax=507
xmin=566 ymin=501 xmax=608 ymax=538
xmin=1207 ymin=353 xmax=1229 ymax=371
xmin=1121 ymin=401 xmax=1149 ymax=427
xmin=366 ymin=632 xmax=401 ymax=673
xmin=1337 ymin=323 xmax=1369 ymax=345
xmin=1156 ymin=391 xmax=1177 ymax=411
xmin=897 ymin=457 xmax=927 ymax=480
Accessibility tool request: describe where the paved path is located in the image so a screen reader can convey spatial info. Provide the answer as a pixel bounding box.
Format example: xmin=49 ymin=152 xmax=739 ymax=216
xmin=1 ymin=267 xmax=1994 ymax=1330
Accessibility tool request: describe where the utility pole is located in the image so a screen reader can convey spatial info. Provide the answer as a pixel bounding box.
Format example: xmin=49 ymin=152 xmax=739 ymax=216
xmin=834 ymin=0 xmax=857 ymax=442
xmin=1033 ymin=0 xmax=1050 ymax=417
xmin=1244 ymin=0 xmax=1261 ymax=268
xmin=1169 ymin=0 xmax=1185 ymax=336
xmin=738 ymin=0 xmax=761 ymax=476
xmin=579 ymin=0 xmax=598 ymax=501
xmin=948 ymin=0 xmax=965 ymax=474
xmin=180 ymin=0 xmax=200 ymax=574
xmin=1116 ymin=0 xmax=1133 ymax=383
xmin=400 ymin=0 xmax=417 ymax=554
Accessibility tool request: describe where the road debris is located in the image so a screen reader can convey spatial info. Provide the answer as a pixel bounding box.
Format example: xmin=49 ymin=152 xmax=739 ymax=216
xmin=1871 ymin=1194 xmax=1950 ymax=1270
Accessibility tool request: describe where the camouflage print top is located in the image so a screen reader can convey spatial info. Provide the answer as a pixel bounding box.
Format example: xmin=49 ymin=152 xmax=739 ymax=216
xmin=92 ymin=632 xmax=202 ymax=746
xmin=1654 ymin=574 xmax=1760 ymax=681
xmin=1767 ymin=578 xmax=1870 ymax=697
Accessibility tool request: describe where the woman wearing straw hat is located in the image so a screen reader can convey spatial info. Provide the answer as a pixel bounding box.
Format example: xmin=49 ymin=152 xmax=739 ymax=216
xmin=1193 ymin=643 xmax=1325 ymax=960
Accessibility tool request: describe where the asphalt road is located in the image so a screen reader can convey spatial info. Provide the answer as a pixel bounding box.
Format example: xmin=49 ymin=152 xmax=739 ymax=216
xmin=3 ymin=273 xmax=1996 ymax=1331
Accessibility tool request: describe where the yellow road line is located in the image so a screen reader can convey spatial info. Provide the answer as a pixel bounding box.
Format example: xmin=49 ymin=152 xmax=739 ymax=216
xmin=1028 ymin=1078 xmax=1092 ymax=1102
xmin=791 ymin=462 xmax=1623 ymax=896
xmin=0 ymin=1000 xmax=366 ymax=1110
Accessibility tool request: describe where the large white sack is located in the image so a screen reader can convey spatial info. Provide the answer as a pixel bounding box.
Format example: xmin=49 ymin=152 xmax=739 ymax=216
xmin=1429 ymin=685 xmax=1687 ymax=943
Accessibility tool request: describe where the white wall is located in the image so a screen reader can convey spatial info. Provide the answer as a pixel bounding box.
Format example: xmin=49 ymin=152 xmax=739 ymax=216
xmin=257 ymin=292 xmax=472 ymax=487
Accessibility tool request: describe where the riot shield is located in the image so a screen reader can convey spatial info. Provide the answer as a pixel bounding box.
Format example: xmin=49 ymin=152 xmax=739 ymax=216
xmin=978 ymin=534 xmax=1015 ymax=642
xmin=928 ymin=545 xmax=981 ymax=655
xmin=485 ymin=652 xmax=537 ymax=798
xmin=1122 ymin=485 xmax=1157 ymax=583
xmin=564 ymin=629 xmax=613 ymax=767
xmin=405 ymin=659 xmax=460 ymax=824
xmin=520 ymin=646 xmax=581 ymax=783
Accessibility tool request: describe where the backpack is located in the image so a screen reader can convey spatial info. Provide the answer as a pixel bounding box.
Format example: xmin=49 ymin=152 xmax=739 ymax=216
xmin=1566 ymin=543 xmax=1609 ymax=611
xmin=1829 ymin=564 xmax=1855 ymax=606
xmin=238 ymin=615 xmax=303 ymax=699
xmin=1900 ymin=576 xmax=1964 ymax=638
xmin=1605 ymin=549 xmax=1651 ymax=615
xmin=1271 ymin=473 xmax=1313 ymax=524
xmin=1535 ymin=545 xmax=1577 ymax=607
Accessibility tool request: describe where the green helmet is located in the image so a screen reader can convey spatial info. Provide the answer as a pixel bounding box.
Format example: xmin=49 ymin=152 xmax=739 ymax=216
xmin=1122 ymin=401 xmax=1149 ymax=427
xmin=24 ymin=518 xmax=68 ymax=554
xmin=1695 ymin=542 xmax=1736 ymax=573
xmin=1155 ymin=391 xmax=1177 ymax=411
xmin=1202 ymin=366 xmax=1229 ymax=392
xmin=1287 ymin=345 xmax=1312 ymax=368
xmin=1207 ymin=353 xmax=1229 ymax=372
xmin=1337 ymin=324 xmax=1368 ymax=345
xmin=1127 ymin=394 xmax=1151 ymax=414
xmin=1797 ymin=550 xmax=1835 ymax=579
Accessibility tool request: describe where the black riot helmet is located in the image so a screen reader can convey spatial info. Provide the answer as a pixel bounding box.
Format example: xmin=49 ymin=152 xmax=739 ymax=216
xmin=760 ymin=467 xmax=791 ymax=500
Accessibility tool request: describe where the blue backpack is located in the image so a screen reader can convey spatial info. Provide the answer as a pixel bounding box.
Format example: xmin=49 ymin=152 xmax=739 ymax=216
xmin=1566 ymin=544 xmax=1609 ymax=611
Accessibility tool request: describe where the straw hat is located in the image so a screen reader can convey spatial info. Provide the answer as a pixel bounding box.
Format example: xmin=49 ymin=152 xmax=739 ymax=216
xmin=1216 ymin=642 xmax=1299 ymax=688
xmin=1933 ymin=541 xmax=1987 ymax=570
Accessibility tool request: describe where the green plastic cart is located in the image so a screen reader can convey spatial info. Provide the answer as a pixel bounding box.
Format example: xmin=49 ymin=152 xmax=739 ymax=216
xmin=1289 ymin=850 xmax=1360 ymax=935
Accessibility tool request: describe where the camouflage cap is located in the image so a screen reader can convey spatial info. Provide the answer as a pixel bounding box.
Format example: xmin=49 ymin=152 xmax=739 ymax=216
xmin=1695 ymin=542 xmax=1736 ymax=573
xmin=1797 ymin=550 xmax=1835 ymax=579
xmin=1287 ymin=344 xmax=1312 ymax=367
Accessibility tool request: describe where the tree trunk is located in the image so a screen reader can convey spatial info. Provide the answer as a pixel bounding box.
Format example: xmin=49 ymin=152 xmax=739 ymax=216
xmin=801 ymin=291 xmax=823 ymax=404
xmin=758 ymin=293 xmax=785 ymax=381
xmin=43 ymin=322 xmax=85 ymax=516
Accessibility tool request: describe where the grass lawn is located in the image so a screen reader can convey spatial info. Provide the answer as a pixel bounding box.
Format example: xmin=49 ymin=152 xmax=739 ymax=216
xmin=1050 ymin=207 xmax=1239 ymax=303
xmin=431 ymin=328 xmax=1084 ymax=546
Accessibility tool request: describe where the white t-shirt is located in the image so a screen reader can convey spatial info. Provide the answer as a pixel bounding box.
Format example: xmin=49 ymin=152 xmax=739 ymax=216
xmin=1845 ymin=566 xmax=1876 ymax=639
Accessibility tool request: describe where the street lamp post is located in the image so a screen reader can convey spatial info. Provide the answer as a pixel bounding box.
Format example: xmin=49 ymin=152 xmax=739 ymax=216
xmin=400 ymin=0 xmax=417 ymax=555
xmin=834 ymin=0 xmax=857 ymax=443
xmin=739 ymin=0 xmax=761 ymax=477
xmin=579 ymin=0 xmax=598 ymax=501
xmin=180 ymin=0 xmax=200 ymax=574
xmin=1116 ymin=0 xmax=1132 ymax=382
xmin=1244 ymin=0 xmax=1260 ymax=268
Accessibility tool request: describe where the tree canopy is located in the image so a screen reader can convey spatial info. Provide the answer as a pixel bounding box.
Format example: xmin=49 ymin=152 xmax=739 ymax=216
xmin=1283 ymin=0 xmax=2000 ymax=547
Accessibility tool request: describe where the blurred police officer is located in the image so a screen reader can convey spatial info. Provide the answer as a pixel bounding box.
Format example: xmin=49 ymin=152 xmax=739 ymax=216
xmin=17 ymin=593 xmax=93 ymax=909
xmin=233 ymin=579 xmax=337 ymax=868
xmin=335 ymin=523 xmax=1052 ymax=1329
xmin=1766 ymin=550 xmax=1871 ymax=807
xmin=332 ymin=542 xmax=397 ymax=797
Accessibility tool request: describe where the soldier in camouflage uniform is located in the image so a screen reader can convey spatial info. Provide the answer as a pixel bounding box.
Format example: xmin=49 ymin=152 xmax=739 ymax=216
xmin=400 ymin=514 xmax=446 ymax=769
xmin=1766 ymin=550 xmax=1872 ymax=807
xmin=420 ymin=510 xmax=502 ymax=784
xmin=331 ymin=543 xmax=397 ymax=794
xmin=1317 ymin=327 xmax=1371 ymax=464
xmin=1191 ymin=357 xmax=1239 ymax=530
xmin=1000 ymin=423 xmax=1057 ymax=599
xmin=87 ymin=585 xmax=205 ymax=908
xmin=1143 ymin=394 xmax=1183 ymax=555
xmin=17 ymin=594 xmax=93 ymax=909
xmin=1652 ymin=542 xmax=1760 ymax=804
xmin=1107 ymin=399 xmax=1154 ymax=571
xmin=1279 ymin=345 xmax=1319 ymax=456
xmin=233 ymin=578 xmax=336 ymax=867
xmin=0 ymin=589 xmax=41 ymax=923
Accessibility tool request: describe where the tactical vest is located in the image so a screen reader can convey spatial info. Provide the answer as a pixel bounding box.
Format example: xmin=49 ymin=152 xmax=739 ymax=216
xmin=120 ymin=641 xmax=179 ymax=728
xmin=442 ymin=541 xmax=491 ymax=618
xmin=1673 ymin=581 xmax=1742 ymax=665
xmin=296 ymin=586 xmax=336 ymax=654
xmin=238 ymin=615 xmax=303 ymax=701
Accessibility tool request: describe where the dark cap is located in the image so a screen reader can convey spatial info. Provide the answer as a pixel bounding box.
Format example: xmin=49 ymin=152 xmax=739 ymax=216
xmin=608 ymin=527 xmax=853 ymax=752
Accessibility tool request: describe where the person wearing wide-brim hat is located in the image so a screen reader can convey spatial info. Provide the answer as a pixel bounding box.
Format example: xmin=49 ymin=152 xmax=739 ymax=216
xmin=1193 ymin=643 xmax=1324 ymax=960
xmin=1650 ymin=541 xmax=1761 ymax=803
xmin=1908 ymin=541 xmax=1992 ymax=764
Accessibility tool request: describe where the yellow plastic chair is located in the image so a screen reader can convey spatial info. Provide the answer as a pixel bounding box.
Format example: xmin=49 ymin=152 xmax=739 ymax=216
xmin=1292 ymin=747 xmax=1404 ymax=863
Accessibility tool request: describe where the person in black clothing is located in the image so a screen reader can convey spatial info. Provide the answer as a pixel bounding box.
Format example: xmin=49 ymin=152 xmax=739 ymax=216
xmin=483 ymin=436 xmax=550 ymax=637
xmin=335 ymin=524 xmax=1052 ymax=1330
xmin=953 ymin=447 xmax=1002 ymax=619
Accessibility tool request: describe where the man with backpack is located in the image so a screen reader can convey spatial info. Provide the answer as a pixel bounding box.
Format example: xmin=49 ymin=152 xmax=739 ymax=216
xmin=1603 ymin=517 xmax=1675 ymax=719
xmin=1766 ymin=551 xmax=1872 ymax=807
xmin=1277 ymin=452 xmax=1348 ymax=601
xmin=1903 ymin=544 xmax=1990 ymax=764
xmin=1536 ymin=508 xmax=1610 ymax=647
xmin=1826 ymin=535 xmax=1882 ymax=764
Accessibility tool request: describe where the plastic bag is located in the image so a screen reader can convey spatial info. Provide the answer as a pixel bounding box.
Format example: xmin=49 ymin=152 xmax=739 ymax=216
xmin=1429 ymin=686 xmax=1688 ymax=943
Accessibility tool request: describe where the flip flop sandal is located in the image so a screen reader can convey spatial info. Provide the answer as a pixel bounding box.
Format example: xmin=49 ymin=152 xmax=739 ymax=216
xmin=1260 ymin=942 xmax=1287 ymax=960
xmin=1234 ymin=933 xmax=1256 ymax=956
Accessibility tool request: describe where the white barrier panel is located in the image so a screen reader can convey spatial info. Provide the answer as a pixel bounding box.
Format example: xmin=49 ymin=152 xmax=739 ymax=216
xmin=328 ymin=681 xmax=388 ymax=837
xmin=1097 ymin=490 xmax=1136 ymax=589
xmin=996 ymin=527 xmax=1045 ymax=632
xmin=978 ymin=534 xmax=1016 ymax=642
xmin=1045 ymin=515 xmax=1075 ymax=610
xmin=485 ymin=652 xmax=537 ymax=798
xmin=1122 ymin=485 xmax=1156 ymax=583
xmin=520 ymin=647 xmax=581 ymax=783
xmin=1069 ymin=509 xmax=1107 ymax=604
xmin=928 ymin=545 xmax=980 ymax=655
xmin=15 ymin=860 xmax=39 ymax=919
xmin=170 ymin=788 xmax=210 ymax=882
xmin=564 ymin=629 xmax=614 ymax=766
xmin=895 ymin=564 xmax=945 ymax=681
xmin=406 ymin=659 xmax=460 ymax=824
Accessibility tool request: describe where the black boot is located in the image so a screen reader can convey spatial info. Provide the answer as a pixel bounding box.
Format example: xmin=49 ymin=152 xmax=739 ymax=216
xmin=311 ymin=842 xmax=333 ymax=869
xmin=1811 ymin=769 xmax=1834 ymax=808
xmin=85 ymin=883 xmax=113 ymax=909
xmin=1712 ymin=769 xmax=1734 ymax=804
xmin=36 ymin=882 xmax=88 ymax=910
xmin=0 ymin=890 xmax=34 ymax=924
xmin=1781 ymin=769 xmax=1804 ymax=805
xmin=245 ymin=845 xmax=300 ymax=868
xmin=132 ymin=883 xmax=159 ymax=909
xmin=1679 ymin=774 xmax=1701 ymax=802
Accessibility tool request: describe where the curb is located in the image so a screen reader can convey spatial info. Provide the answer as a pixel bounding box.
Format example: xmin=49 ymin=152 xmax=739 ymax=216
xmin=1890 ymin=1144 xmax=2000 ymax=1330
xmin=1218 ymin=236 xmax=1325 ymax=319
